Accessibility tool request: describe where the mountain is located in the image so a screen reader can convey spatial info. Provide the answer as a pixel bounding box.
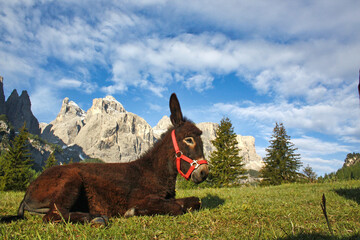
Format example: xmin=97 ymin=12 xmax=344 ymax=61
xmin=0 ymin=76 xmax=40 ymax=135
xmin=41 ymin=97 xmax=86 ymax=145
xmin=41 ymin=96 xmax=154 ymax=163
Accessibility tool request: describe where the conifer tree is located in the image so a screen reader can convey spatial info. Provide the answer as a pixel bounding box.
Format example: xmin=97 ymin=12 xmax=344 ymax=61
xmin=43 ymin=152 xmax=57 ymax=170
xmin=302 ymin=165 xmax=317 ymax=182
xmin=0 ymin=124 xmax=33 ymax=191
xmin=261 ymin=122 xmax=302 ymax=185
xmin=208 ymin=117 xmax=245 ymax=187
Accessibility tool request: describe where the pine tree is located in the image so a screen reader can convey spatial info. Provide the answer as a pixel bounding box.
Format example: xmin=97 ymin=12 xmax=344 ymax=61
xmin=302 ymin=164 xmax=317 ymax=182
xmin=208 ymin=117 xmax=246 ymax=187
xmin=261 ymin=122 xmax=302 ymax=185
xmin=43 ymin=152 xmax=57 ymax=170
xmin=0 ymin=124 xmax=33 ymax=191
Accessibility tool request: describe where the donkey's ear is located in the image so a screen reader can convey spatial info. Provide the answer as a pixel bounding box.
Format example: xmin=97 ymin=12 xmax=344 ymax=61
xmin=169 ymin=93 xmax=184 ymax=127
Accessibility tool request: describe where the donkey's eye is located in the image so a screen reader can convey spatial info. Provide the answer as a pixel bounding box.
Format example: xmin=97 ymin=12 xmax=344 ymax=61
xmin=184 ymin=137 xmax=194 ymax=145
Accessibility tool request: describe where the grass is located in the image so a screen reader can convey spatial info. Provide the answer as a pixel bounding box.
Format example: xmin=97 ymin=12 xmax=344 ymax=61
xmin=1 ymin=180 xmax=360 ymax=239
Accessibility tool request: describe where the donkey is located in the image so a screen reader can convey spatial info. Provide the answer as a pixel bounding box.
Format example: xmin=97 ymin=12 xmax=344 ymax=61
xmin=0 ymin=93 xmax=209 ymax=225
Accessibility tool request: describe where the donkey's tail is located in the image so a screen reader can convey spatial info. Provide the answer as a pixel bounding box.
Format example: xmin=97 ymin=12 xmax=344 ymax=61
xmin=0 ymin=199 xmax=25 ymax=223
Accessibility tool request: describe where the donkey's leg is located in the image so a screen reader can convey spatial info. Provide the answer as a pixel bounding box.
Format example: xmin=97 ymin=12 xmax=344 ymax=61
xmin=174 ymin=196 xmax=201 ymax=212
xmin=45 ymin=207 xmax=108 ymax=226
xmin=42 ymin=174 xmax=94 ymax=224
xmin=125 ymin=196 xmax=201 ymax=217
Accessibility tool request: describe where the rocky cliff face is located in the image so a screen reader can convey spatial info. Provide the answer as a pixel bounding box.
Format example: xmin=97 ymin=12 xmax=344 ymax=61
xmin=42 ymin=96 xmax=154 ymax=163
xmin=236 ymin=135 xmax=264 ymax=170
xmin=0 ymin=76 xmax=40 ymax=135
xmin=196 ymin=122 xmax=219 ymax=158
xmin=41 ymin=98 xmax=86 ymax=145
xmin=5 ymin=90 xmax=40 ymax=135
xmin=74 ymin=96 xmax=154 ymax=162
xmin=343 ymin=153 xmax=360 ymax=167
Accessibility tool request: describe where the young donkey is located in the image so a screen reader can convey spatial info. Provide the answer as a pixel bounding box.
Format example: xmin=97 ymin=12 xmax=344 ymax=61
xmin=1 ymin=93 xmax=209 ymax=225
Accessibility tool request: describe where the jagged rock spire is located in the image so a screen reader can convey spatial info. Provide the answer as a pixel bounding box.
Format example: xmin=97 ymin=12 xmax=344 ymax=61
xmin=5 ymin=89 xmax=40 ymax=135
xmin=0 ymin=77 xmax=40 ymax=135
xmin=0 ymin=76 xmax=5 ymax=115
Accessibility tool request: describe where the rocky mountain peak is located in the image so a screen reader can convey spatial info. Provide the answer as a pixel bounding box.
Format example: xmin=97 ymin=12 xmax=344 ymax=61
xmin=55 ymin=97 xmax=86 ymax=123
xmin=20 ymin=90 xmax=30 ymax=100
xmin=88 ymin=95 xmax=125 ymax=116
xmin=153 ymin=116 xmax=172 ymax=139
xmin=5 ymin=88 xmax=40 ymax=135
xmin=41 ymin=97 xmax=86 ymax=145
xmin=7 ymin=89 xmax=19 ymax=101
xmin=41 ymin=95 xmax=154 ymax=163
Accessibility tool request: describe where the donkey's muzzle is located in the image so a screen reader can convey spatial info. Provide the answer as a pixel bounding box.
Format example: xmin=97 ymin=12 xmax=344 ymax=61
xmin=191 ymin=161 xmax=209 ymax=184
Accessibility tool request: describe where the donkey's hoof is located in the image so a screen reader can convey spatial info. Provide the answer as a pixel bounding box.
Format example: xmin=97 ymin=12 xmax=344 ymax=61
xmin=90 ymin=216 xmax=108 ymax=227
xmin=124 ymin=208 xmax=136 ymax=218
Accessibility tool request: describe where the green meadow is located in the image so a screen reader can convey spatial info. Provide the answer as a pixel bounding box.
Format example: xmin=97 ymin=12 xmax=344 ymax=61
xmin=1 ymin=180 xmax=359 ymax=239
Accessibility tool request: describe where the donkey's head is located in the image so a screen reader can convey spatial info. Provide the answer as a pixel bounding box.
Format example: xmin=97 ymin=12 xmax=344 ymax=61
xmin=169 ymin=93 xmax=209 ymax=184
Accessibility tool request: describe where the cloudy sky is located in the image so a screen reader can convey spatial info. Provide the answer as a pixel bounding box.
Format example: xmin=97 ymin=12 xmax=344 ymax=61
xmin=1 ymin=0 xmax=359 ymax=176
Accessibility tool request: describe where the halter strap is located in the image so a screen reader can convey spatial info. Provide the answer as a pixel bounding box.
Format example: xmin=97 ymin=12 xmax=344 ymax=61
xmin=171 ymin=130 xmax=208 ymax=180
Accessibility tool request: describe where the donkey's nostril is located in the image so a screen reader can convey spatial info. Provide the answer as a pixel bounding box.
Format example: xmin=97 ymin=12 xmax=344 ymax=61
xmin=200 ymin=169 xmax=208 ymax=180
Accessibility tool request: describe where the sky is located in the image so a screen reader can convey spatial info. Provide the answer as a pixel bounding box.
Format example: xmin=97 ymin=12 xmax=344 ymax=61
xmin=1 ymin=0 xmax=359 ymax=176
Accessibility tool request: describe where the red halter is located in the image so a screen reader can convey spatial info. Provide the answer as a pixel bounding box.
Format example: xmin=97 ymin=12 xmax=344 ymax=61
xmin=171 ymin=130 xmax=208 ymax=180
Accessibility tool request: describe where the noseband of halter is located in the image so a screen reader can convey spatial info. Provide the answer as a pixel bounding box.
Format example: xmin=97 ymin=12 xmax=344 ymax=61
xmin=171 ymin=130 xmax=208 ymax=180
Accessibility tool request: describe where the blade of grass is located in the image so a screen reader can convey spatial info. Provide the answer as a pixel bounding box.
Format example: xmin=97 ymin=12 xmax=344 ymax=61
xmin=320 ymin=194 xmax=333 ymax=236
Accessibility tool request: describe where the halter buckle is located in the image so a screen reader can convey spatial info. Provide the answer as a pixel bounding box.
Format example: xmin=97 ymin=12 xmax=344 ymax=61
xmin=175 ymin=151 xmax=183 ymax=158
xmin=190 ymin=160 xmax=200 ymax=169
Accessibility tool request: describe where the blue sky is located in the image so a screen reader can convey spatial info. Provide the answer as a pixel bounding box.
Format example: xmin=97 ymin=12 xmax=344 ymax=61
xmin=1 ymin=0 xmax=359 ymax=176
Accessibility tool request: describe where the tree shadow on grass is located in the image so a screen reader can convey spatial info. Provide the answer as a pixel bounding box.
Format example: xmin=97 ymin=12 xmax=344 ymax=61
xmin=200 ymin=194 xmax=225 ymax=210
xmin=333 ymin=188 xmax=360 ymax=205
xmin=278 ymin=233 xmax=360 ymax=240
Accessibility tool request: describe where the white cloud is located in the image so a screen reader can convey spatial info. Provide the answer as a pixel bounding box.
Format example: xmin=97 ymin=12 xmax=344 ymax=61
xmin=2 ymin=0 xmax=360 ymax=101
xmin=293 ymin=136 xmax=351 ymax=156
xmin=55 ymin=78 xmax=96 ymax=94
xmin=184 ymin=74 xmax=214 ymax=92
xmin=170 ymin=1 xmax=360 ymax=41
xmin=57 ymin=78 xmax=82 ymax=88
xmin=213 ymin=92 xmax=360 ymax=139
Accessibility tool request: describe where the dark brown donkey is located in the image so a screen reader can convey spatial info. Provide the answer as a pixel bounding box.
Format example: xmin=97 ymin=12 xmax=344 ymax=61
xmin=1 ymin=93 xmax=209 ymax=225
